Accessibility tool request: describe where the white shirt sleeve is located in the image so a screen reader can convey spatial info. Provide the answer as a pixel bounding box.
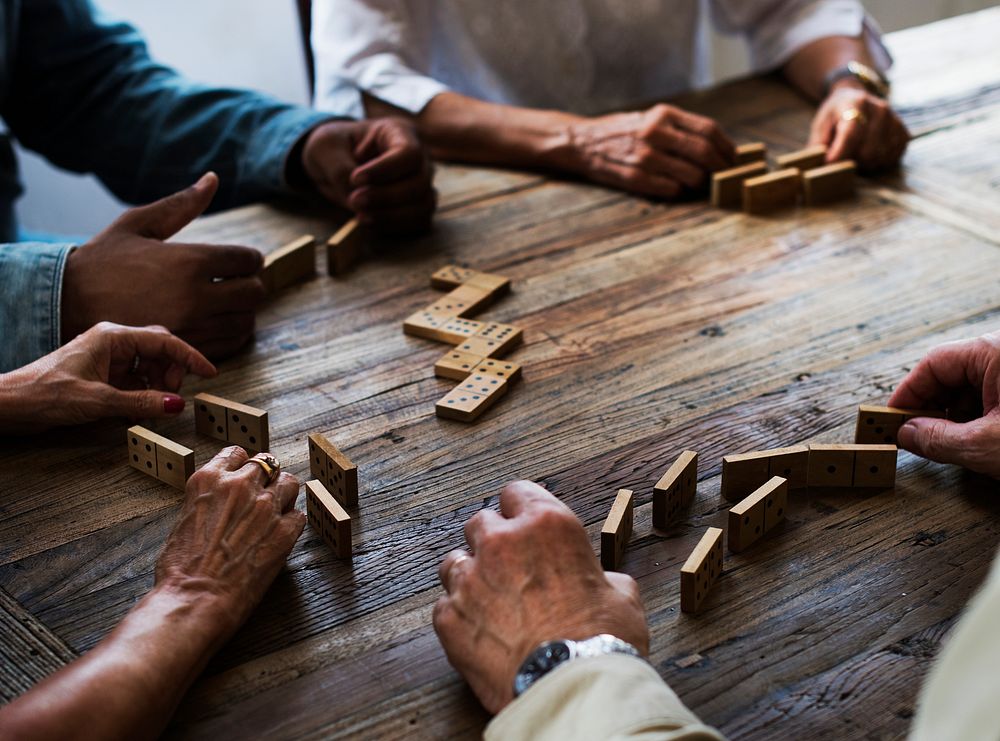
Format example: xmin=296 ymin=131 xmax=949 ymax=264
xmin=485 ymin=654 xmax=725 ymax=741
xmin=708 ymin=0 xmax=892 ymax=74
xmin=311 ymin=0 xmax=449 ymax=117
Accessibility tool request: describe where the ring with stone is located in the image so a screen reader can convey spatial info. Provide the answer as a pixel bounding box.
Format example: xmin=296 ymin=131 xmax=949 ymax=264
xmin=248 ymin=453 xmax=281 ymax=485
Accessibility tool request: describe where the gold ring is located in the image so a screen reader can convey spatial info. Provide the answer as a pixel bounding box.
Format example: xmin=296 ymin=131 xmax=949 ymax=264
xmin=248 ymin=453 xmax=280 ymax=485
xmin=841 ymin=108 xmax=866 ymax=125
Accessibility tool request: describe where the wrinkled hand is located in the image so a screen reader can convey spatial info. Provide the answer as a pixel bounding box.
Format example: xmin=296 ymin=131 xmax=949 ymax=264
xmin=155 ymin=447 xmax=306 ymax=639
xmin=809 ymin=84 xmax=909 ymax=172
xmin=557 ymin=103 xmax=735 ymax=199
xmin=0 ymin=322 xmax=215 ymax=433
xmin=301 ymin=118 xmax=436 ymax=235
xmin=61 ymin=173 xmax=266 ymax=360
xmin=889 ymin=332 xmax=1000 ymax=478
xmin=433 ymin=481 xmax=648 ymax=714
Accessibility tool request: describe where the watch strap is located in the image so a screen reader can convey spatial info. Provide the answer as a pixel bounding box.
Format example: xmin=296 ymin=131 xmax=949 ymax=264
xmin=512 ymin=634 xmax=640 ymax=697
xmin=823 ymin=60 xmax=889 ymax=99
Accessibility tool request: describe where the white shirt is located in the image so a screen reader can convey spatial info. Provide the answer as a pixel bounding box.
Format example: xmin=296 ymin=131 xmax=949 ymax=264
xmin=312 ymin=0 xmax=890 ymax=118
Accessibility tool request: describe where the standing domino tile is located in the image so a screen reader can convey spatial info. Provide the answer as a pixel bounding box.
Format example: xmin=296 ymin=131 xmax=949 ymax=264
xmin=127 ymin=426 xmax=194 ymax=491
xmin=600 ymin=489 xmax=634 ymax=571
xmin=652 ymin=450 xmax=698 ymax=528
xmin=853 ymin=445 xmax=898 ymax=488
xmin=680 ymin=527 xmax=723 ymax=613
xmin=306 ymin=480 xmax=352 ymax=558
xmin=193 ymin=393 xmax=269 ymax=453
xmin=308 ymin=433 xmax=359 ymax=507
xmin=775 ymin=145 xmax=827 ymax=171
xmin=807 ymin=445 xmax=856 ymax=487
xmin=721 ymin=452 xmax=772 ymax=501
xmin=728 ymin=476 xmax=787 ymax=553
xmin=326 ymin=217 xmax=366 ymax=276
xmin=743 ymin=168 xmax=801 ymax=214
xmin=802 ymin=161 xmax=856 ymax=205
xmin=711 ymin=162 xmax=769 ymax=208
xmin=766 ymin=445 xmax=809 ymax=490
xmin=261 ymin=235 xmax=316 ymax=294
xmin=855 ymin=404 xmax=946 ymax=445
xmin=734 ymin=142 xmax=767 ymax=164
xmin=435 ymin=373 xmax=508 ymax=422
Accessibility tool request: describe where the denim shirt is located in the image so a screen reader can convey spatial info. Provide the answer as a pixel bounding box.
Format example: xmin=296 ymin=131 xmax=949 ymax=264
xmin=0 ymin=0 xmax=335 ymax=372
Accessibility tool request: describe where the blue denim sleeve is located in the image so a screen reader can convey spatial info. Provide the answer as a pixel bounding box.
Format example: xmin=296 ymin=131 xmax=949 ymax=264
xmin=2 ymin=0 xmax=335 ymax=211
xmin=0 ymin=243 xmax=74 ymax=372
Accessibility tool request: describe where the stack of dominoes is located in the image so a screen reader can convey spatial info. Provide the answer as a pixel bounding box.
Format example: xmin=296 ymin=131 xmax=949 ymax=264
xmin=712 ymin=143 xmax=856 ymax=214
xmin=403 ymin=265 xmax=525 ymax=422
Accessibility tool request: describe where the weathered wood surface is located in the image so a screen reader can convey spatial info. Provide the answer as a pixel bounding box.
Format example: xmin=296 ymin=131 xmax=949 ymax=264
xmin=2 ymin=10 xmax=999 ymax=739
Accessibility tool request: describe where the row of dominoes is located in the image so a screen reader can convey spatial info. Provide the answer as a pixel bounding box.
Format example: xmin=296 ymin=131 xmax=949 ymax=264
xmin=258 ymin=217 xmax=369 ymax=297
xmin=403 ymin=265 xmax=526 ymax=422
xmin=714 ymin=143 xmax=856 ymax=213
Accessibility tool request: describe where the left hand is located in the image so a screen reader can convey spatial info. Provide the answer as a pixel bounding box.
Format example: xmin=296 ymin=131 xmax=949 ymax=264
xmin=0 ymin=322 xmax=216 ymax=433
xmin=808 ymin=84 xmax=909 ymax=172
xmin=301 ymin=118 xmax=436 ymax=235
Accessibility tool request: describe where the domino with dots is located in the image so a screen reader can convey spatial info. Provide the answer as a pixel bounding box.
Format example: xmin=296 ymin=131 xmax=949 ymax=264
xmin=600 ymin=489 xmax=634 ymax=571
xmin=127 ymin=426 xmax=194 ymax=490
xmin=308 ymin=432 xmax=358 ymax=508
xmin=306 ymin=480 xmax=352 ymax=558
xmin=680 ymin=527 xmax=724 ymax=613
xmin=652 ymin=450 xmax=698 ymax=528
xmin=193 ymin=393 xmax=269 ymax=453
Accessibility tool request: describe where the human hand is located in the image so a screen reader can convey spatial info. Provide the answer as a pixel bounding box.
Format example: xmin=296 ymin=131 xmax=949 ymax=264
xmin=61 ymin=173 xmax=266 ymax=360
xmin=555 ymin=103 xmax=735 ymax=199
xmin=301 ymin=118 xmax=436 ymax=235
xmin=433 ymin=480 xmax=648 ymax=714
xmin=889 ymin=332 xmax=1000 ymax=478
xmin=809 ymin=83 xmax=909 ymax=172
xmin=0 ymin=322 xmax=216 ymax=433
xmin=155 ymin=447 xmax=306 ymax=641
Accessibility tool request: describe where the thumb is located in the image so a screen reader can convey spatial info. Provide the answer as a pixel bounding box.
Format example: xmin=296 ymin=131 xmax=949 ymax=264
xmin=97 ymin=386 xmax=186 ymax=421
xmin=897 ymin=417 xmax=993 ymax=471
xmin=115 ymin=172 xmax=219 ymax=240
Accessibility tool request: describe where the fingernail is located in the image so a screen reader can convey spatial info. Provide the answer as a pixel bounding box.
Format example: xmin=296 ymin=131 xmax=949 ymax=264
xmin=163 ymin=395 xmax=185 ymax=414
xmin=352 ymin=190 xmax=370 ymax=208
xmin=897 ymin=421 xmax=916 ymax=449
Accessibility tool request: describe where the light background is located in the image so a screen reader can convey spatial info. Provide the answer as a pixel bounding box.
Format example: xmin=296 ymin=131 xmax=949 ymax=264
xmin=13 ymin=0 xmax=993 ymax=237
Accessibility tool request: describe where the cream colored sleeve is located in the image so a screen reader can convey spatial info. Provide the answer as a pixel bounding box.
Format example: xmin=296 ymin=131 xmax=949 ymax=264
xmin=485 ymin=654 xmax=725 ymax=741
xmin=909 ymin=546 xmax=1000 ymax=741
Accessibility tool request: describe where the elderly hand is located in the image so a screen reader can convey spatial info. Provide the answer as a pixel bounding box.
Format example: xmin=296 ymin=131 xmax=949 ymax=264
xmin=0 ymin=322 xmax=216 ymax=433
xmin=556 ymin=103 xmax=735 ymax=199
xmin=301 ymin=118 xmax=436 ymax=235
xmin=809 ymin=84 xmax=909 ymax=172
xmin=433 ymin=480 xmax=649 ymax=714
xmin=889 ymin=332 xmax=1000 ymax=478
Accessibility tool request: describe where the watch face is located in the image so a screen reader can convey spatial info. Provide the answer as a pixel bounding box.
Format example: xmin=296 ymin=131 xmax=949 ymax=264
xmin=514 ymin=641 xmax=572 ymax=695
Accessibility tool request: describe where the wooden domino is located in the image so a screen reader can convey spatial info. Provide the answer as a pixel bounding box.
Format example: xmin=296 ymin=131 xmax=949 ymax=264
xmin=426 ymin=284 xmax=495 ymax=318
xmin=435 ymin=373 xmax=507 ymax=422
xmin=306 ymin=480 xmax=352 ymax=558
xmin=743 ymin=168 xmax=800 ymax=214
xmin=721 ymin=452 xmax=772 ymax=501
xmin=802 ymin=161 xmax=856 ymax=206
xmin=193 ymin=393 xmax=269 ymax=453
xmin=855 ymin=404 xmax=945 ymax=445
xmin=470 ymin=357 xmax=522 ymax=383
xmin=765 ymin=445 xmax=809 ymax=490
xmin=472 ymin=322 xmax=523 ymax=355
xmin=711 ymin=161 xmax=769 ymax=208
xmin=853 ymin=445 xmax=898 ymax=488
xmin=326 ymin=217 xmax=366 ymax=276
xmin=600 ymin=489 xmax=634 ymax=571
xmin=775 ymin=145 xmax=827 ymax=171
xmin=652 ymin=450 xmax=698 ymax=528
xmin=127 ymin=426 xmax=194 ymax=490
xmin=262 ymin=235 xmax=316 ymax=294
xmin=807 ymin=444 xmax=857 ymax=487
xmin=728 ymin=476 xmax=787 ymax=553
xmin=438 ymin=318 xmax=486 ymax=344
xmin=734 ymin=142 xmax=766 ymax=164
xmin=403 ymin=314 xmax=483 ymax=344
xmin=431 ymin=265 xmax=480 ymax=290
xmin=308 ymin=432 xmax=358 ymax=507
xmin=434 ymin=349 xmax=484 ymax=380
xmin=680 ymin=527 xmax=723 ymax=613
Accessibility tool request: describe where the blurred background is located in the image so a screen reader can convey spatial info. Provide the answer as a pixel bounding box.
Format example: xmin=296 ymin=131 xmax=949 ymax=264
xmin=15 ymin=0 xmax=993 ymax=238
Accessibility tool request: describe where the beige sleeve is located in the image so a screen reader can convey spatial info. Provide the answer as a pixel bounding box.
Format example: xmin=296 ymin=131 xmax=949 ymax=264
xmin=910 ymin=546 xmax=1000 ymax=741
xmin=484 ymin=654 xmax=725 ymax=741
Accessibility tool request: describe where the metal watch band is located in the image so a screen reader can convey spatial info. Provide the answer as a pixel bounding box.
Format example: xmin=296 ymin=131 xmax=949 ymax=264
xmin=512 ymin=634 xmax=641 ymax=698
xmin=823 ymin=60 xmax=889 ymax=99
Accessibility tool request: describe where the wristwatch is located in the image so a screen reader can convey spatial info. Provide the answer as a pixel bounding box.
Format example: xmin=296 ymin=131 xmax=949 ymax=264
xmin=512 ymin=634 xmax=640 ymax=697
xmin=823 ymin=60 xmax=890 ymax=99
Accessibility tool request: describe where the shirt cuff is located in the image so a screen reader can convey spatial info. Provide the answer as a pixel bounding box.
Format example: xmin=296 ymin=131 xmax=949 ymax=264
xmin=0 ymin=242 xmax=74 ymax=372
xmin=243 ymin=107 xmax=342 ymax=195
xmin=316 ymin=55 xmax=451 ymax=117
xmin=748 ymin=1 xmax=892 ymax=74
xmin=485 ymin=654 xmax=725 ymax=741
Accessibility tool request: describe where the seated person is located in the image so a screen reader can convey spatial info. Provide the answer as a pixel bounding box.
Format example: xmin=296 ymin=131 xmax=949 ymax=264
xmin=1 ymin=0 xmax=436 ymax=373
xmin=0 ymin=323 xmax=305 ymax=740
xmin=434 ymin=331 xmax=1000 ymax=740
xmin=313 ymin=0 xmax=909 ymax=201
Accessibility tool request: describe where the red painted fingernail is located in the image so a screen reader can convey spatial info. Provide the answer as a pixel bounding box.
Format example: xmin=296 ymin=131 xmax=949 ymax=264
xmin=163 ymin=395 xmax=185 ymax=414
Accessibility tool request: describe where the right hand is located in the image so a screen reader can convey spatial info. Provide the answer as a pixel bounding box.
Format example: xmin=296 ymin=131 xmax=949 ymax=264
xmin=557 ymin=103 xmax=735 ymax=199
xmin=61 ymin=173 xmax=266 ymax=360
xmin=889 ymin=332 xmax=1000 ymax=478
xmin=155 ymin=447 xmax=306 ymax=640
xmin=433 ymin=480 xmax=649 ymax=714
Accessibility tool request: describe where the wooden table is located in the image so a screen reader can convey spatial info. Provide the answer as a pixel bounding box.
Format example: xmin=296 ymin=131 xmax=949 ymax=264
xmin=3 ymin=9 xmax=999 ymax=740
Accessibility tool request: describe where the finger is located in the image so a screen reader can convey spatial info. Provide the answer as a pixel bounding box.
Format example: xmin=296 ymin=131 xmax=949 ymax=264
xmin=201 ymin=445 xmax=251 ymax=476
xmin=888 ymin=339 xmax=989 ymax=409
xmin=646 ymin=127 xmax=728 ymax=172
xmin=278 ymin=509 xmax=308 ymax=550
xmin=498 ymin=480 xmax=568 ymax=519
xmin=639 ymin=150 xmax=706 ymax=189
xmin=808 ymin=109 xmax=837 ymax=152
xmin=353 ymin=197 xmax=437 ymax=234
xmin=95 ymin=384 xmax=186 ymax=420
xmin=196 ymin=276 xmax=266 ymax=316
xmin=605 ymin=570 xmax=642 ymax=602
xmin=439 ymin=549 xmax=474 ymax=593
xmin=271 ymin=473 xmax=301 ymax=513
xmin=171 ymin=243 xmax=264 ymax=280
xmin=351 ymin=128 xmax=425 ymax=187
xmin=858 ymin=107 xmax=888 ymax=169
xmin=670 ymin=109 xmax=735 ymax=162
xmin=463 ymin=508 xmax=505 ymax=551
xmin=827 ymin=117 xmax=866 ymax=162
xmin=347 ymin=173 xmax=434 ymax=211
xmin=897 ymin=417 xmax=996 ymax=473
xmin=124 ymin=326 xmax=218 ymax=380
xmin=114 ymin=173 xmax=219 ymax=241
xmin=590 ymin=161 xmax=683 ymax=200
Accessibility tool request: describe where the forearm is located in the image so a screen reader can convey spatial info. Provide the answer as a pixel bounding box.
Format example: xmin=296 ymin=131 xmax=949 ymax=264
xmin=0 ymin=586 xmax=231 ymax=741
xmin=366 ymin=91 xmax=582 ymax=172
xmin=781 ymin=36 xmax=876 ymax=102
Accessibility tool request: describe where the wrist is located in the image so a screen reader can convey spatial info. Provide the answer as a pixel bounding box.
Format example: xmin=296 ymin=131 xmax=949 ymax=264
xmin=513 ymin=634 xmax=640 ymax=698
xmin=0 ymin=366 xmax=42 ymax=428
xmin=138 ymin=582 xmax=239 ymax=657
xmin=526 ymin=111 xmax=589 ymax=173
